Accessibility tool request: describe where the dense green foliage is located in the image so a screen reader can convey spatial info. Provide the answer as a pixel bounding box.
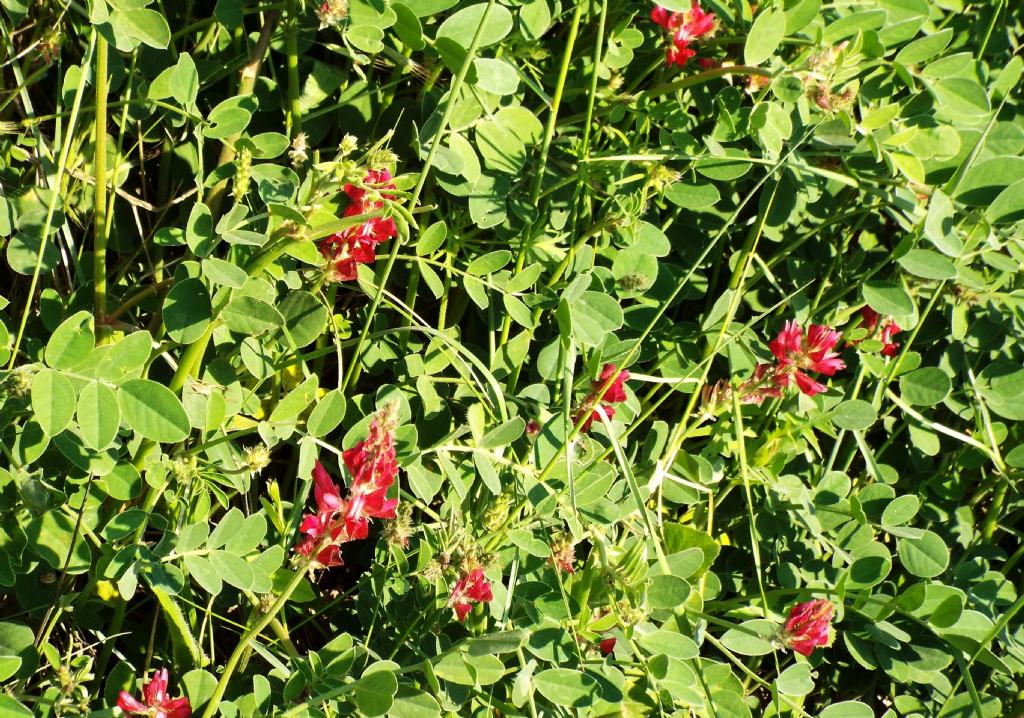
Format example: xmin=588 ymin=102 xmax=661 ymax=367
xmin=1 ymin=0 xmax=1024 ymax=716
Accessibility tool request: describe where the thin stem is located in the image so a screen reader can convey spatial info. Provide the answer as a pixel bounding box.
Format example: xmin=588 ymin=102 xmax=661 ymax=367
xmin=93 ymin=35 xmax=109 ymax=328
xmin=200 ymin=567 xmax=308 ymax=718
xmin=285 ymin=0 xmax=302 ymax=137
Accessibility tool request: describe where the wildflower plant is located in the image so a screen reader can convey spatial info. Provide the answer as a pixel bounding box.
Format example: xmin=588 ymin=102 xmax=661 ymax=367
xmin=1 ymin=0 xmax=1023 ymax=716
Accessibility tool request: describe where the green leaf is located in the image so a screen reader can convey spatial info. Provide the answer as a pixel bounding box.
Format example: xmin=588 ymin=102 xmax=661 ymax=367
xmin=895 ymin=28 xmax=953 ymax=65
xmin=416 ymin=220 xmax=447 ymax=255
xmin=647 ymin=575 xmax=690 ymax=610
xmin=472 ymin=58 xmax=519 ymax=95
xmin=720 ymin=619 xmax=776 ymax=656
xmin=169 ymin=52 xmax=199 ymax=107
xmin=932 ymin=77 xmax=991 ymax=119
xmin=307 ymin=390 xmax=347 ymax=437
xmin=744 ymin=8 xmax=786 ymax=66
xmin=986 ymin=178 xmax=1024 ymax=225
xmin=118 ymin=379 xmax=190 ymax=443
xmin=185 ymin=202 xmax=215 ymax=256
xmin=818 ymin=701 xmax=875 ymax=718
xmin=23 ymin=509 xmax=92 ymax=572
xmin=466 ymin=630 xmax=528 ymax=655
xmin=77 ymin=381 xmax=120 ymax=450
xmin=202 ymin=257 xmax=248 ymax=288
xmin=569 ymin=291 xmax=623 ymax=347
xmin=112 ymin=7 xmax=171 ymax=48
xmin=636 ymin=629 xmax=698 ymax=659
xmin=392 ymin=3 xmax=425 ymax=49
xmin=208 ymin=549 xmax=254 ymax=590
xmin=897 ymin=249 xmax=956 ymax=280
xmin=476 ymin=120 xmax=526 ymax=174
xmin=897 ymin=529 xmax=949 ymax=578
xmin=269 ymin=375 xmax=318 ymax=423
xmin=881 ymin=495 xmax=920 ymax=527
xmin=955 ymin=156 xmax=1024 ymax=206
xmin=830 ymin=400 xmax=877 ymax=431
xmin=222 ymin=296 xmax=284 ymax=336
xmin=664 ymin=181 xmax=720 ymax=210
xmin=389 ymin=689 xmax=441 ymax=718
xmin=467 ymin=250 xmax=512 ymax=276
xmin=436 ymin=3 xmax=513 ymax=48
xmin=30 ymin=368 xmax=75 ymax=437
xmin=98 ymin=463 xmax=142 ymax=500
xmin=278 ymin=291 xmax=328 ymax=349
xmin=479 ymin=418 xmax=525 ymax=448
xmin=354 ymin=664 xmax=399 ymax=717
xmin=96 ymin=330 xmax=153 ymax=381
xmin=45 ymin=311 xmax=94 ymax=370
xmin=776 ymin=662 xmax=814 ymax=696
xmin=533 ymin=668 xmax=599 ymax=708
xmin=899 ymin=367 xmax=951 ymax=406
xmin=163 ymin=278 xmax=212 ymax=344
xmin=179 ymin=562 xmax=224 ymax=604
xmin=863 ymin=280 xmax=914 ymax=317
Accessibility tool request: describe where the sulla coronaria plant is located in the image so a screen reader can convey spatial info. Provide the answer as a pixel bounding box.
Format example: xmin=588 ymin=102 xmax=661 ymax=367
xmin=0 ymin=0 xmax=1023 ymax=716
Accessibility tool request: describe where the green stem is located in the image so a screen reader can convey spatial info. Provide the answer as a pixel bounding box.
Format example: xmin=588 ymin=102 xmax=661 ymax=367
xmin=200 ymin=567 xmax=308 ymax=718
xmin=93 ymin=35 xmax=109 ymax=329
xmin=7 ymin=31 xmax=95 ymax=369
xmin=284 ymin=0 xmax=302 ymax=137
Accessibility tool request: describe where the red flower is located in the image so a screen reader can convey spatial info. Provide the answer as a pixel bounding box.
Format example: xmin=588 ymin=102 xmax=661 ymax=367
xmin=769 ymin=320 xmax=845 ymax=397
xmin=650 ymin=2 xmax=716 ymax=68
xmin=879 ymin=319 xmax=901 ymax=357
xmin=650 ymin=5 xmax=677 ymax=29
xmin=293 ymin=406 xmax=401 ymax=567
xmin=573 ymin=364 xmax=629 ymax=432
xmin=856 ymin=308 xmax=901 ymax=357
xmin=319 ymin=233 xmax=377 ymax=282
xmin=599 ymin=637 xmax=616 ymax=656
xmin=117 ymin=668 xmax=191 ymax=718
xmin=449 ymin=567 xmax=493 ymax=622
xmin=574 ymin=403 xmax=614 ymax=432
xmin=595 ymin=363 xmax=629 ymax=403
xmin=740 ymin=362 xmax=785 ymax=405
xmin=313 ymin=461 xmax=344 ymax=512
xmin=295 ymin=512 xmax=344 ymax=567
xmin=319 ymin=169 xmax=398 ymax=281
xmin=780 ymin=599 xmax=834 ymax=657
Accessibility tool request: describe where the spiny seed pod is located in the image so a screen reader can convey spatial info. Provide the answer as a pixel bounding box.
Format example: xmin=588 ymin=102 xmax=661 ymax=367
xmin=289 ymin=132 xmax=309 ymax=168
xmin=338 ymin=134 xmax=359 ymax=156
xmin=367 ymin=148 xmax=399 ymax=169
xmin=233 ymin=146 xmax=252 ymax=202
xmin=483 ymin=489 xmax=514 ymax=530
xmin=609 ymin=539 xmax=648 ymax=590
xmin=243 ymin=445 xmax=272 ymax=475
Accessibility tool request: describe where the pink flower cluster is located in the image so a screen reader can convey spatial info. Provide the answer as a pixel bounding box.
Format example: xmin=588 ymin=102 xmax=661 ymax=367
xmin=573 ymin=364 xmax=630 ymax=432
xmin=319 ymin=168 xmax=399 ymax=281
xmin=117 ymin=668 xmax=191 ymax=718
xmin=702 ymin=320 xmax=846 ymax=419
xmin=769 ymin=320 xmax=846 ymax=397
xmin=855 ymin=307 xmax=901 ymax=357
xmin=449 ymin=567 xmax=493 ymax=622
xmin=780 ymin=599 xmax=834 ymax=656
xmin=650 ymin=2 xmax=716 ymax=68
xmin=296 ymin=406 xmax=399 ymax=567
